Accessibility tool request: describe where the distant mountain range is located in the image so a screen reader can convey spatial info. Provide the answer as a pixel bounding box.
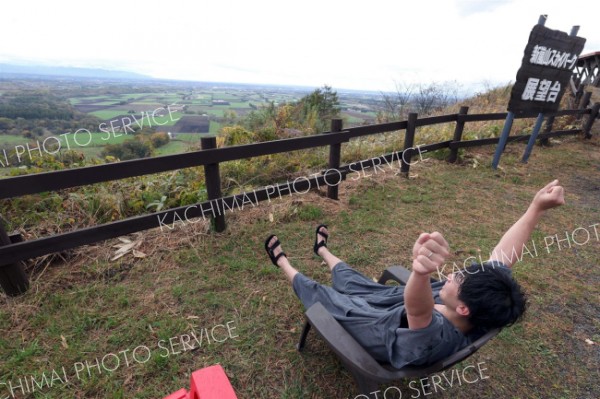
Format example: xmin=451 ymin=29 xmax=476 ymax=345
xmin=0 ymin=63 xmax=152 ymax=80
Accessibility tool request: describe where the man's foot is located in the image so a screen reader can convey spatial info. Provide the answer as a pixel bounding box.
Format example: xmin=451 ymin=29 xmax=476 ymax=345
xmin=265 ymin=234 xmax=287 ymax=267
xmin=313 ymin=224 xmax=329 ymax=256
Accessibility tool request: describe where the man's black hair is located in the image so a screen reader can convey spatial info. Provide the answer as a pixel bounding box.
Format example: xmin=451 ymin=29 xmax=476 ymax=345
xmin=457 ymin=263 xmax=527 ymax=330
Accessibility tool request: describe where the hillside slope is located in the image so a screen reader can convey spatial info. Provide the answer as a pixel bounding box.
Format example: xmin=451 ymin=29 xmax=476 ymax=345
xmin=1 ymin=130 xmax=598 ymax=398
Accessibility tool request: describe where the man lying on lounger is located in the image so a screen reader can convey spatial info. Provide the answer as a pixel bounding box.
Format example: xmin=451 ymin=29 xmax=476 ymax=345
xmin=264 ymin=180 xmax=565 ymax=368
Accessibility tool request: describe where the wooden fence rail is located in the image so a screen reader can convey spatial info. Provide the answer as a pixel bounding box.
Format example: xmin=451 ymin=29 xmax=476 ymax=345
xmin=0 ymin=104 xmax=598 ymax=295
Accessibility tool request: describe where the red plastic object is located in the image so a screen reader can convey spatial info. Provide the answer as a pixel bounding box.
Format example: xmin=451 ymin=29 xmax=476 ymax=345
xmin=188 ymin=364 xmax=238 ymax=399
xmin=162 ymin=388 xmax=189 ymax=399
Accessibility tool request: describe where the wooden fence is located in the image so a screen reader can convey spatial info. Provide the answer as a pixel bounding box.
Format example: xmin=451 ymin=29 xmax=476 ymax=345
xmin=1 ymin=104 xmax=598 ymax=296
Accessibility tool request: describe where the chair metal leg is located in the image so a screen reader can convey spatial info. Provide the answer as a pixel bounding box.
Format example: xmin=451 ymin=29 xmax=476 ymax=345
xmin=350 ymin=369 xmax=380 ymax=397
xmin=377 ymin=266 xmax=411 ymax=285
xmin=377 ymin=269 xmax=396 ymax=285
xmin=296 ymin=321 xmax=311 ymax=351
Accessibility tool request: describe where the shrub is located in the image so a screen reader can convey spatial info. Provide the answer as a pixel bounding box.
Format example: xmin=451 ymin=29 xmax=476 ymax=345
xmin=150 ymin=132 xmax=170 ymax=148
xmin=222 ymin=125 xmax=255 ymax=146
xmin=101 ymin=138 xmax=153 ymax=160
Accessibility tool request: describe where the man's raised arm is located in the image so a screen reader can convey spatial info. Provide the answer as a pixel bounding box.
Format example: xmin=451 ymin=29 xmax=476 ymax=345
xmin=489 ymin=179 xmax=565 ymax=268
xmin=405 ymin=232 xmax=450 ymax=330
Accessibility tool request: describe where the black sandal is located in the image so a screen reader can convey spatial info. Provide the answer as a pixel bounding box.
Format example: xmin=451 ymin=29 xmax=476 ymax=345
xmin=313 ymin=224 xmax=329 ymax=256
xmin=265 ymin=234 xmax=287 ymax=267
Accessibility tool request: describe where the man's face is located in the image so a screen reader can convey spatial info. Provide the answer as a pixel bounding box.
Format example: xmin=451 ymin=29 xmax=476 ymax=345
xmin=440 ymin=272 xmax=465 ymax=310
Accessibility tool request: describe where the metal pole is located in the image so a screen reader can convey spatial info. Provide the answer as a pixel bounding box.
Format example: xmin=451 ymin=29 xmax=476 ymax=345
xmin=492 ymin=112 xmax=514 ymax=169
xmin=538 ymin=14 xmax=547 ymax=25
xmin=519 ymin=17 xmax=557 ymax=164
xmin=570 ymin=25 xmax=580 ymax=36
xmin=522 ymin=25 xmax=582 ymax=160
xmin=521 ymin=113 xmax=545 ymax=163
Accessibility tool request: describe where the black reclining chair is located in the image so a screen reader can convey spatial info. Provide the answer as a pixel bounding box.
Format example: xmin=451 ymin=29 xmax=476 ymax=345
xmin=296 ymin=265 xmax=500 ymax=395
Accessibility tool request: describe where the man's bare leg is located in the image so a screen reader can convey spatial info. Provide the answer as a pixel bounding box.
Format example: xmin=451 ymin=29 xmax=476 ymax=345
xmin=315 ymin=226 xmax=344 ymax=272
xmin=266 ymin=235 xmax=299 ymax=283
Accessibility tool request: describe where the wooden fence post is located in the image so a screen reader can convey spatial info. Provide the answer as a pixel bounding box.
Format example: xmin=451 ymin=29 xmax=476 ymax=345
xmin=583 ymin=102 xmax=600 ymax=139
xmin=201 ymin=137 xmax=226 ymax=232
xmin=0 ymin=217 xmax=29 ymax=296
xmin=400 ymin=113 xmax=418 ymax=176
xmin=540 ymin=115 xmax=555 ymax=146
xmin=448 ymin=106 xmax=469 ymax=163
xmin=580 ymin=92 xmax=592 ymax=110
xmin=325 ymin=119 xmax=343 ymax=200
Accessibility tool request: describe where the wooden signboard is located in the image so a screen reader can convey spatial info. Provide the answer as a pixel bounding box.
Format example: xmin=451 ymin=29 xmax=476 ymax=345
xmin=508 ymin=24 xmax=586 ymax=114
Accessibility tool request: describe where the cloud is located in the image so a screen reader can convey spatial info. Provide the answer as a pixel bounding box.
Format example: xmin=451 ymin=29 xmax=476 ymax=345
xmin=0 ymin=0 xmax=597 ymax=93
xmin=454 ymin=0 xmax=514 ymax=16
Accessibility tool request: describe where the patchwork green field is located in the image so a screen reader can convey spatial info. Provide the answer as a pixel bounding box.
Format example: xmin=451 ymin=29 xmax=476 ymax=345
xmin=0 ymin=82 xmax=382 ymax=177
xmin=68 ymin=87 xmax=378 ymax=134
xmin=89 ymin=110 xmax=130 ymax=120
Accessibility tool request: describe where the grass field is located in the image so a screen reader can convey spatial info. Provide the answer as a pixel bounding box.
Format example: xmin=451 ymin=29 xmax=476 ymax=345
xmin=134 ymin=99 xmax=167 ymax=104
xmin=154 ymin=141 xmax=188 ymax=156
xmin=69 ymin=95 xmax=114 ymax=103
xmin=228 ymin=101 xmax=250 ymax=108
xmin=342 ymin=113 xmax=367 ymax=125
xmin=0 ymin=134 xmax=29 ymax=146
xmin=213 ymin=93 xmax=243 ymax=101
xmin=0 ymin=131 xmax=206 ymax=174
xmin=0 ymin=133 xmax=598 ymax=398
xmin=69 ymin=89 xmax=377 ymax=148
xmin=94 ymin=101 xmax=122 ymax=106
xmin=173 ymin=134 xmax=203 ymax=143
xmin=150 ymin=112 xmax=183 ymax=127
xmin=201 ymin=109 xmax=225 ymax=117
xmin=90 ymin=110 xmax=131 ymax=120
xmin=209 ymin=121 xmax=221 ymax=134
xmin=1 ymin=132 xmax=134 ymax=149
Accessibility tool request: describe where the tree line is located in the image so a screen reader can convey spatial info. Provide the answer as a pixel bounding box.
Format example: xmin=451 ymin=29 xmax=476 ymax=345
xmin=221 ymin=85 xmax=341 ymax=146
xmin=0 ymin=93 xmax=101 ymax=138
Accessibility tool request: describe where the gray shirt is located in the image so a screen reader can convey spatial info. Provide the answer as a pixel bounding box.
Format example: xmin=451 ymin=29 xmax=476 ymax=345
xmin=292 ymin=261 xmax=509 ymax=369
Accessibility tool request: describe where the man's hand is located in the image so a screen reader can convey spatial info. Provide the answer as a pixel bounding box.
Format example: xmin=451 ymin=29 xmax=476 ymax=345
xmin=531 ymin=179 xmax=565 ymax=212
xmin=405 ymin=231 xmax=450 ymax=329
xmin=489 ymin=178 xmax=565 ymax=268
xmin=411 ymin=232 xmax=450 ymax=276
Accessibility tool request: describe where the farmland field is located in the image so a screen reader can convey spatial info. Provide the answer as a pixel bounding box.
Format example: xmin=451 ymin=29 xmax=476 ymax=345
xmin=0 ymin=134 xmax=29 ymax=147
xmin=90 ymin=110 xmax=132 ymax=120
xmin=3 ymin=82 xmax=384 ymax=170
xmin=171 ymin=116 xmax=210 ymax=133
xmin=0 ymin=131 xmax=134 ymax=149
xmin=209 ymin=121 xmax=221 ymax=133
xmin=154 ymin=140 xmax=193 ymax=156
xmin=68 ymin=86 xmax=379 ymax=132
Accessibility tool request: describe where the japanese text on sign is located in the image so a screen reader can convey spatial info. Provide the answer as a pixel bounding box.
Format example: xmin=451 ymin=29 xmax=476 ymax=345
xmin=529 ymin=45 xmax=578 ymax=69
xmin=507 ymin=23 xmax=586 ymax=114
xmin=521 ymin=78 xmax=561 ymax=102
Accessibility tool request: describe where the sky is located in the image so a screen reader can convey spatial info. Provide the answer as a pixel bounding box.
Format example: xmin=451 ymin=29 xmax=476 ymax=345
xmin=0 ymin=0 xmax=598 ymax=94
